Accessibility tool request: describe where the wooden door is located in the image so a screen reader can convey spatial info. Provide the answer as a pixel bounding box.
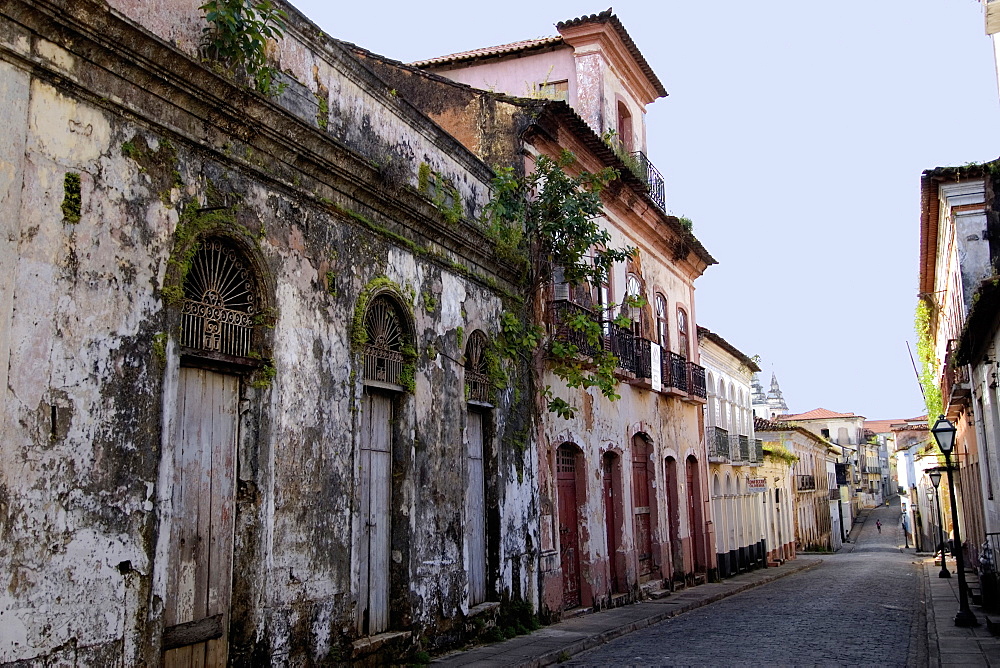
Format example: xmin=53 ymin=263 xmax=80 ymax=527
xmin=632 ymin=440 xmax=653 ymax=579
xmin=557 ymin=446 xmax=581 ymax=609
xmin=686 ymin=456 xmax=705 ymax=571
xmin=466 ymin=410 xmax=487 ymax=605
xmin=163 ymin=368 xmax=238 ymax=667
xmin=602 ymin=454 xmax=620 ymax=593
xmin=358 ymin=391 xmax=392 ymax=635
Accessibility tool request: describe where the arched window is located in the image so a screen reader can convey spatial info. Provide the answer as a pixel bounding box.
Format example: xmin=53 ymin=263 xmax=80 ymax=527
xmin=465 ymin=330 xmax=491 ymax=403
xmin=180 ymin=238 xmax=257 ymax=357
xmin=363 ymin=295 xmax=408 ymax=386
xmin=677 ymin=307 xmax=689 ymax=359
xmin=625 ymin=273 xmax=644 ymax=337
xmin=655 ymin=293 xmax=669 ymax=350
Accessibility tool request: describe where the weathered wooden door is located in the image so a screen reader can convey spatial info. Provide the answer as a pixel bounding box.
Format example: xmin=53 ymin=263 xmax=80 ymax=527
xmin=163 ymin=368 xmax=238 ymax=667
xmin=602 ymin=454 xmax=620 ymax=593
xmin=466 ymin=410 xmax=487 ymax=605
xmin=557 ymin=445 xmax=581 ymax=609
xmin=632 ymin=439 xmax=653 ymax=579
xmin=358 ymin=391 xmax=392 ymax=635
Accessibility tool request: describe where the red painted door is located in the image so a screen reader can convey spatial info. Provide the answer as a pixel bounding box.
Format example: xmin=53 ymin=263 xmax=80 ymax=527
xmin=557 ymin=445 xmax=581 ymax=609
xmin=603 ymin=454 xmax=620 ymax=593
xmin=632 ymin=439 xmax=653 ymax=580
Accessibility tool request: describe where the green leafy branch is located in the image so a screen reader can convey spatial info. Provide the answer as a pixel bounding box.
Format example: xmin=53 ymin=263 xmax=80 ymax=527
xmin=914 ymin=298 xmax=943 ymax=419
xmin=485 ymin=151 xmax=636 ymax=419
xmin=200 ymin=0 xmax=288 ymax=96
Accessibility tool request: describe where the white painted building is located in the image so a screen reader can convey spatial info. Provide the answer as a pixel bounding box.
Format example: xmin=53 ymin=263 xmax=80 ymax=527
xmin=698 ymin=327 xmax=767 ymax=578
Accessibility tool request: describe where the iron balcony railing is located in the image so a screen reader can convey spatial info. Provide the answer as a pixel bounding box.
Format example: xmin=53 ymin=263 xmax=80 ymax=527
xmin=942 ymin=338 xmax=970 ymax=406
xmin=549 ymin=300 xmax=603 ymax=358
xmin=707 ymin=426 xmax=730 ymax=460
xmin=604 ymin=321 xmax=637 ymax=375
xmin=797 ymin=475 xmax=816 ymax=491
xmin=753 ymin=439 xmax=763 ymax=463
xmin=829 ymin=488 xmax=840 ymax=500
xmin=663 ymin=352 xmax=688 ymax=392
xmin=634 ymin=337 xmax=653 ymax=379
xmin=689 ymin=362 xmax=707 ymax=398
xmin=739 ymin=435 xmax=750 ymax=462
xmin=629 ymin=151 xmax=666 ymax=212
xmin=728 ymin=433 xmax=741 ymax=461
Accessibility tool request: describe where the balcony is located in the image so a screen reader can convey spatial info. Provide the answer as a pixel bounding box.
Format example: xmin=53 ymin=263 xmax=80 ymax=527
xmin=739 ymin=435 xmax=750 ymax=462
xmin=829 ymin=488 xmax=840 ymax=501
xmin=550 ymin=300 xmax=603 ymax=358
xmin=663 ymin=351 xmax=689 ymax=393
xmin=604 ymin=321 xmax=637 ymax=375
xmin=728 ymin=433 xmax=741 ymax=462
xmin=797 ymin=475 xmax=816 ymax=491
xmin=753 ymin=439 xmax=763 ymax=463
xmin=628 ymin=151 xmax=666 ymax=213
xmin=942 ymin=338 xmax=971 ymax=409
xmin=688 ymin=362 xmax=707 ymax=400
xmin=634 ymin=337 xmax=653 ymax=380
xmin=707 ymin=426 xmax=730 ymax=461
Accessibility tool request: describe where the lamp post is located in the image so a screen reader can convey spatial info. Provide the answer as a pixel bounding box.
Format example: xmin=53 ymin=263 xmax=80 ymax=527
xmin=931 ymin=415 xmax=979 ymax=627
xmin=929 ymin=469 xmax=949 ymax=579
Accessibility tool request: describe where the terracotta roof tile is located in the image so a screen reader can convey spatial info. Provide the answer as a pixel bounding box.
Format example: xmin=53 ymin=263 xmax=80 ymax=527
xmin=556 ymin=9 xmax=667 ymax=98
xmin=864 ymin=419 xmax=903 ymax=434
xmin=412 ymin=9 xmax=667 ymax=99
xmin=780 ymin=408 xmax=861 ymax=421
xmin=410 ymin=36 xmax=564 ymax=68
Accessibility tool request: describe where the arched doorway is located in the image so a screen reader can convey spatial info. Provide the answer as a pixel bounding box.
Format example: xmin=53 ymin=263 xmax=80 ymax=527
xmin=712 ymin=473 xmax=725 ymax=577
xmin=686 ymin=455 xmax=706 ymax=575
xmin=557 ymin=443 xmax=583 ymax=609
xmin=357 ymin=293 xmax=412 ymax=635
xmin=664 ymin=456 xmax=682 ymax=581
xmin=602 ymin=452 xmax=624 ymax=593
xmin=464 ymin=331 xmax=491 ymax=606
xmin=163 ymin=238 xmax=263 ymax=665
xmin=632 ymin=434 xmax=658 ymax=581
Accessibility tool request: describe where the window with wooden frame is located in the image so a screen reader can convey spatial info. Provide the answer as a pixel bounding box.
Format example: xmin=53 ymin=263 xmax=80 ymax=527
xmin=180 ymin=238 xmax=258 ymax=358
xmin=617 ymin=101 xmax=633 ymax=152
xmin=677 ymin=307 xmax=689 ymax=359
xmin=655 ymin=293 xmax=669 ymax=351
xmin=625 ymin=273 xmax=644 ymax=337
xmin=538 ymin=79 xmax=569 ymax=102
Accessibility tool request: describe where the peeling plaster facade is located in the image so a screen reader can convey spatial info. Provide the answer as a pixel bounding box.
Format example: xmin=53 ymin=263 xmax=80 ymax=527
xmin=397 ymin=12 xmax=718 ymax=618
xmin=0 ymin=1 xmax=538 ymax=664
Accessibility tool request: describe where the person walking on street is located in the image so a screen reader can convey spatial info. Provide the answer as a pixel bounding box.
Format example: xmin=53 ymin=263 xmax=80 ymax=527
xmin=876 ymin=519 xmax=882 ymax=534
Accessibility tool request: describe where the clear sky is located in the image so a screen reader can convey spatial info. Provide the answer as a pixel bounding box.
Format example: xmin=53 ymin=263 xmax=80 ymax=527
xmin=293 ymin=0 xmax=1000 ymax=421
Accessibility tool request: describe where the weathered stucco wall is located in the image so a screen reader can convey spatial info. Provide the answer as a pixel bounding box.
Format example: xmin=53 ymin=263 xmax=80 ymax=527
xmin=0 ymin=1 xmax=537 ymax=664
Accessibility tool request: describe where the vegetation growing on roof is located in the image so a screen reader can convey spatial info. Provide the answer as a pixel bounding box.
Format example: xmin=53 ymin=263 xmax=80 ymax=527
xmin=199 ymin=0 xmax=288 ymax=96
xmin=762 ymin=444 xmax=798 ymax=465
xmin=417 ymin=163 xmax=463 ymax=224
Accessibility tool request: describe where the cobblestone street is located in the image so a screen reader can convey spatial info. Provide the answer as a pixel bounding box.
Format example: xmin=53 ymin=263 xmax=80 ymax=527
xmin=568 ymin=499 xmax=923 ymax=667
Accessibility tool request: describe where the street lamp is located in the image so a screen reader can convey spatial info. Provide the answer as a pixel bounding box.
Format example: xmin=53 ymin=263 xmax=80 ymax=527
xmin=931 ymin=415 xmax=979 ymax=627
xmin=929 ymin=469 xmax=949 ymax=579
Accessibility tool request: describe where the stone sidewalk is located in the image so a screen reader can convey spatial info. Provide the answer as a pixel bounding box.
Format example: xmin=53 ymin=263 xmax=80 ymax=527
xmin=431 ymin=557 xmax=822 ymax=667
xmin=924 ymin=556 xmax=1000 ymax=667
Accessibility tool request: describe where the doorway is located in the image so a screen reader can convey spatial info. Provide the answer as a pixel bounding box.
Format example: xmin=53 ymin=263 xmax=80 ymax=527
xmin=163 ymin=368 xmax=239 ymax=667
xmin=557 ymin=444 xmax=582 ymax=609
